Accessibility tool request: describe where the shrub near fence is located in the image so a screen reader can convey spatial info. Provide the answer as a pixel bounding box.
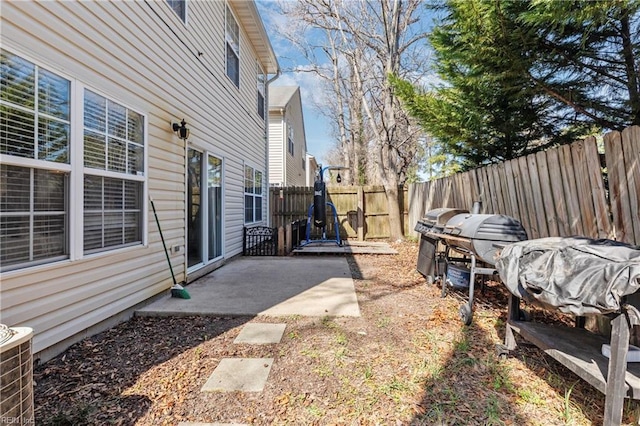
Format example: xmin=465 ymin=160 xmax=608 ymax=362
xmin=408 ymin=126 xmax=640 ymax=246
xmin=269 ymin=185 xmax=409 ymax=241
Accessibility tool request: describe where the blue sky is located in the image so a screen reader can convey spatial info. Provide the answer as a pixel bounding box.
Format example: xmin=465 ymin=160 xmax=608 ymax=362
xmin=256 ymin=1 xmax=336 ymax=162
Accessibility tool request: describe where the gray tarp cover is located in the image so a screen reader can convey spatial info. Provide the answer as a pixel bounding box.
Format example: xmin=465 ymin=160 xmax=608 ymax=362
xmin=495 ymin=237 xmax=640 ymax=316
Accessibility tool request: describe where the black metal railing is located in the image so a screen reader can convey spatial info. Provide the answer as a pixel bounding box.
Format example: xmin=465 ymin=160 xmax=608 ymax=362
xmin=243 ymin=226 xmax=278 ymax=256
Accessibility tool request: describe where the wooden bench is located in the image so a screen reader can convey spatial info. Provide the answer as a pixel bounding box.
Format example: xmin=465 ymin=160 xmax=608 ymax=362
xmin=504 ymin=295 xmax=640 ymax=425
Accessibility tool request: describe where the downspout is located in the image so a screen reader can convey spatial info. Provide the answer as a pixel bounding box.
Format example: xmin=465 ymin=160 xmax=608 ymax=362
xmin=281 ymin=108 xmax=286 ymax=188
xmin=265 ymin=70 xmax=280 ymax=228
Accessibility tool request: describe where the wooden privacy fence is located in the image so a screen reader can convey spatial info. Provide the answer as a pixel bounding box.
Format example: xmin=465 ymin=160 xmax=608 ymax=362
xmin=408 ymin=126 xmax=640 ymax=246
xmin=270 ymin=185 xmax=409 ymax=240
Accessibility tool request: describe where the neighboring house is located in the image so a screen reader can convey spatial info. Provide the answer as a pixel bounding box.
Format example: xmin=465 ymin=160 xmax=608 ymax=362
xmin=306 ymin=154 xmax=319 ymax=186
xmin=0 ymin=0 xmax=278 ymax=361
xmin=268 ymin=86 xmax=308 ymax=187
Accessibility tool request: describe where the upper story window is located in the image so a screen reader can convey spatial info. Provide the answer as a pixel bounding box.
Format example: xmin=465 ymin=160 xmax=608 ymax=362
xmin=225 ymin=4 xmax=240 ymax=87
xmin=166 ymin=0 xmax=186 ymax=22
xmin=287 ymin=123 xmax=294 ymax=156
xmin=257 ymin=63 xmax=265 ymax=119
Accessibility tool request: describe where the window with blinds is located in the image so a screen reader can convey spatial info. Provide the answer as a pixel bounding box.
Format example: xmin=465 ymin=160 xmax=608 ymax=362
xmin=0 ymin=50 xmax=70 ymax=270
xmin=83 ymin=90 xmax=144 ymax=254
xmin=0 ymin=49 xmax=147 ymax=270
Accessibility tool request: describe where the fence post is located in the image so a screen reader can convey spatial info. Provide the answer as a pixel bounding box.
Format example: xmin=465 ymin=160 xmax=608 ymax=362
xmin=357 ymin=186 xmax=364 ymax=241
xmin=285 ymin=222 xmax=293 ymax=254
xmin=278 ymin=226 xmax=285 ymax=256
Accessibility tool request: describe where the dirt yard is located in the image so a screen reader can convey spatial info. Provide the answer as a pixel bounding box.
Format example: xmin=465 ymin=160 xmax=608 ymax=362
xmin=34 ymin=241 xmax=640 ymax=425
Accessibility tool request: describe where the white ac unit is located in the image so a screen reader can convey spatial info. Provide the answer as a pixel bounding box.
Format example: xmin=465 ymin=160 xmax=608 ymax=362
xmin=0 ymin=326 xmax=34 ymax=423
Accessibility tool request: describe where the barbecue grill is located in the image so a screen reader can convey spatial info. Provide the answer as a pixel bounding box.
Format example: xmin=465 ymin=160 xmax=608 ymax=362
xmin=433 ymin=213 xmax=527 ymax=325
xmin=414 ymin=208 xmax=468 ymax=282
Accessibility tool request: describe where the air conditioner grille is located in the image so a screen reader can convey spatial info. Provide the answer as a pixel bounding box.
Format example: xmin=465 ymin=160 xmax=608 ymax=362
xmin=0 ymin=327 xmax=34 ymax=423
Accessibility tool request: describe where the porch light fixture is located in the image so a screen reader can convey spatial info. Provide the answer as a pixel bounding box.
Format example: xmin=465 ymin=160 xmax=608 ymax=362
xmin=172 ymin=119 xmax=190 ymax=140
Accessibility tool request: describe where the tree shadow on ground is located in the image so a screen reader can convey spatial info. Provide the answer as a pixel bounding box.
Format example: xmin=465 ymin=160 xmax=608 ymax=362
xmin=34 ymin=315 xmax=252 ymax=425
xmin=495 ymin=301 xmax=640 ymax=425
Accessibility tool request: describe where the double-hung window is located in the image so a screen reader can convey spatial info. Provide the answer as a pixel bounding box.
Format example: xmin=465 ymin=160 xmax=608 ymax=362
xmin=1 ymin=50 xmax=71 ymax=271
xmin=0 ymin=49 xmax=146 ymax=271
xmin=244 ymin=165 xmax=263 ymax=224
xmin=83 ymin=90 xmax=144 ymax=253
xmin=225 ymin=4 xmax=240 ymax=87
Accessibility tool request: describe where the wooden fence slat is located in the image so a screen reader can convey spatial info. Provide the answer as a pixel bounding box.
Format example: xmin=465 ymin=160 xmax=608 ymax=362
xmin=546 ymin=147 xmax=571 ymax=237
xmin=482 ymin=166 xmax=493 ymax=213
xmin=527 ymin=153 xmax=549 ymax=238
xmin=497 ymin=161 xmax=510 ymax=215
xmin=518 ymin=155 xmax=540 ymax=239
xmin=605 ymin=131 xmax=633 ymax=243
xmin=584 ymin=136 xmax=613 ymax=239
xmin=622 ymin=127 xmax=640 ymax=245
xmin=559 ymin=144 xmax=584 ymax=236
xmin=504 ymin=160 xmax=524 ymax=226
xmin=572 ymin=140 xmax=599 ymax=238
xmin=536 ymin=150 xmax=559 ymax=237
xmin=510 ymin=158 xmax=531 ymax=235
xmin=469 ymin=169 xmax=482 ymax=211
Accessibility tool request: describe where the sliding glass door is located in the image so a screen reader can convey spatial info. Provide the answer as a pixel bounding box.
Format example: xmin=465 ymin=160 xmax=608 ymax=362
xmin=187 ymin=148 xmax=223 ymax=269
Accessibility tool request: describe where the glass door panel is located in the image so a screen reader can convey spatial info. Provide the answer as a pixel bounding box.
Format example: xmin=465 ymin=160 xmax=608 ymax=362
xmin=187 ymin=149 xmax=202 ymax=267
xmin=208 ymin=155 xmax=223 ymax=260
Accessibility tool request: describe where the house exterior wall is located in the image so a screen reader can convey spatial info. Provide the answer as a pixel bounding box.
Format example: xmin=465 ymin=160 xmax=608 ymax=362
xmin=284 ymin=92 xmax=307 ymax=187
xmin=0 ymin=0 xmax=275 ymax=359
xmin=268 ymin=112 xmax=285 ymax=185
xmin=268 ymin=87 xmax=307 ymax=187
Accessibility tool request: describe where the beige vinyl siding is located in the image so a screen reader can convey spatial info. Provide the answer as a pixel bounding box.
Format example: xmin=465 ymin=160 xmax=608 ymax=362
xmin=268 ymin=113 xmax=285 ymax=185
xmin=1 ymin=0 xmax=271 ymax=356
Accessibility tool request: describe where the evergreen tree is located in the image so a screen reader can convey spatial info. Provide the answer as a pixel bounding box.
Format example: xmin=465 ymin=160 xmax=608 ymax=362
xmin=392 ymin=0 xmax=639 ymax=170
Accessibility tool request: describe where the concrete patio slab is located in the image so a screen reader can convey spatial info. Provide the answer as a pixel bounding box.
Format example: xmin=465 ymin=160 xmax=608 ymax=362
xmin=233 ymin=323 xmax=286 ymax=344
xmin=201 ymin=358 xmax=274 ymax=392
xmin=292 ymin=240 xmax=398 ymax=255
xmin=137 ymin=256 xmax=360 ymax=317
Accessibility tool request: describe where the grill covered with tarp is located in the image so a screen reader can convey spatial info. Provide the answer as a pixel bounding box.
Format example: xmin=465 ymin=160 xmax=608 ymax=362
xmin=496 ymin=237 xmax=640 ymax=316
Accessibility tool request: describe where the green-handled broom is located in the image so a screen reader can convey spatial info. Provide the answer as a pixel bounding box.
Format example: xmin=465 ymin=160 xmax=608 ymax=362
xmin=150 ymin=197 xmax=191 ymax=299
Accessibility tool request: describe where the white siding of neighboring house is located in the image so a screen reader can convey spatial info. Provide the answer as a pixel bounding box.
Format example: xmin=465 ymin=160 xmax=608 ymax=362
xmin=0 ymin=0 xmax=276 ymax=360
xmin=268 ymin=113 xmax=285 ymax=185
xmin=268 ymin=86 xmax=308 ymax=187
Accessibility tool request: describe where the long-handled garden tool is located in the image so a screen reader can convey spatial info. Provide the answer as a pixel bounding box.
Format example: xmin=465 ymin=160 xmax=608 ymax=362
xmin=150 ymin=197 xmax=191 ymax=299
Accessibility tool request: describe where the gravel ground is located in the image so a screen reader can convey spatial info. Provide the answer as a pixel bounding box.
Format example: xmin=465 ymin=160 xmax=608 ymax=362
xmin=34 ymin=240 xmax=640 ymax=425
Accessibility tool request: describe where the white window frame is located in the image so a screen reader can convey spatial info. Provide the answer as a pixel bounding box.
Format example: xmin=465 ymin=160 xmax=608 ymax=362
xmin=0 ymin=48 xmax=148 ymax=272
xmin=287 ymin=122 xmax=294 ymax=156
xmin=82 ymin=87 xmax=147 ymax=255
xmin=225 ymin=3 xmax=240 ymax=88
xmin=257 ymin=62 xmax=265 ymax=119
xmin=244 ymin=163 xmax=263 ymax=224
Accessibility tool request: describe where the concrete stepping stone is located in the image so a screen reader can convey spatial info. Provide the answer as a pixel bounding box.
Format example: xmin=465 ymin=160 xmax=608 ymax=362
xmin=201 ymin=358 xmax=274 ymax=392
xmin=233 ymin=323 xmax=286 ymax=344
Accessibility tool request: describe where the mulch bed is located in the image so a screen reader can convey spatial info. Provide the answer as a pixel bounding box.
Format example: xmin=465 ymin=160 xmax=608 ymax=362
xmin=34 ymin=241 xmax=640 ymax=425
